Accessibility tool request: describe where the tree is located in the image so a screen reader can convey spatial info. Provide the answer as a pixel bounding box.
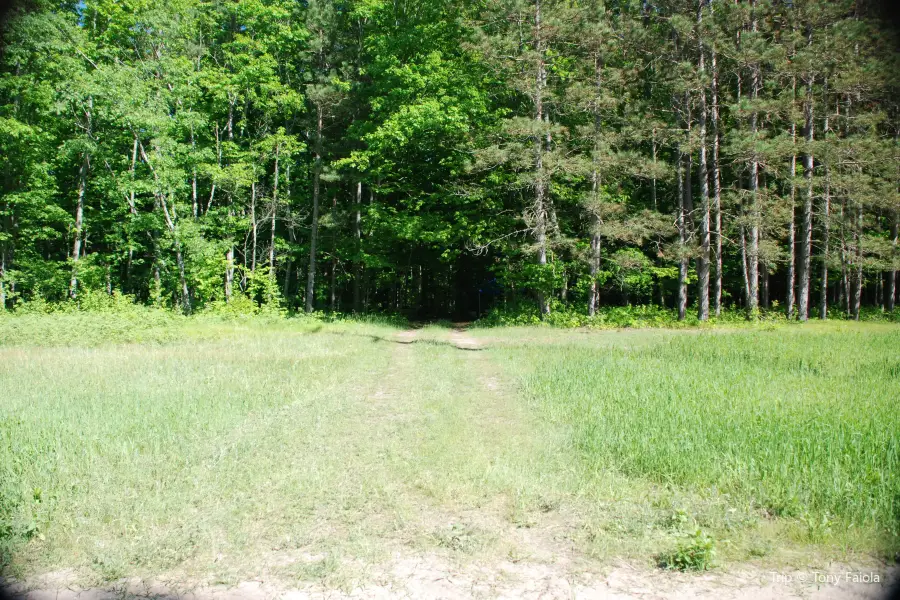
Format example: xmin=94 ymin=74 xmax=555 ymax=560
xmin=0 ymin=0 xmax=897 ymax=319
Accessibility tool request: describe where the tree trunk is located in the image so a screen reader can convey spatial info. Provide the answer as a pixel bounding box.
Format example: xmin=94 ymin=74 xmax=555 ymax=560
xmin=250 ymin=181 xmax=258 ymax=272
xmin=798 ymin=66 xmax=814 ymax=322
xmin=269 ymin=144 xmax=280 ymax=283
xmin=283 ymin=163 xmax=294 ymax=300
xmin=225 ymin=229 xmax=234 ymax=302
xmin=840 ymin=197 xmax=849 ymax=315
xmin=853 ymin=203 xmax=863 ymax=320
xmin=69 ymin=152 xmax=89 ymax=300
xmin=889 ymin=208 xmax=898 ymax=312
xmin=533 ymin=0 xmax=550 ymax=316
xmin=588 ymin=54 xmax=603 ymax=317
xmin=651 ymin=131 xmax=657 ymax=210
xmin=191 ymin=124 xmax=198 ymax=219
xmin=740 ymin=223 xmax=750 ymax=306
xmin=305 ymin=104 xmax=324 ymax=313
xmin=330 ymin=194 xmax=337 ymax=311
xmin=787 ymin=123 xmax=797 ymax=318
xmin=677 ymin=148 xmax=688 ymax=321
xmin=747 ymin=54 xmax=760 ymax=317
xmin=819 ymin=168 xmax=830 ymax=319
xmin=589 ymin=234 xmax=601 ymax=316
xmin=174 ymin=241 xmax=190 ymax=313
xmin=876 ymin=270 xmax=883 ymax=311
xmin=0 ymin=250 xmax=7 ymax=309
xmin=152 ymin=260 xmax=162 ymax=305
xmin=330 ymin=260 xmax=337 ymax=311
xmin=353 ymin=181 xmax=362 ymax=312
xmin=69 ymin=96 xmax=92 ymax=300
xmin=209 ymin=124 xmax=220 ymax=213
xmin=696 ymin=10 xmax=710 ymax=321
xmin=711 ymin=44 xmax=723 ymax=317
xmin=139 ymin=140 xmax=191 ymax=313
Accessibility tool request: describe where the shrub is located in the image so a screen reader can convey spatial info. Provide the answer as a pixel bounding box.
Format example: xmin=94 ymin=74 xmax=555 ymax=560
xmin=476 ymin=302 xmax=899 ymax=329
xmin=658 ymin=529 xmax=716 ymax=571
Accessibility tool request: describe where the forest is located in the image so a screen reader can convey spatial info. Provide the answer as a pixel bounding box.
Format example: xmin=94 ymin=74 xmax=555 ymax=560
xmin=2 ymin=2 xmax=900 ymax=593
xmin=0 ymin=0 xmax=898 ymax=322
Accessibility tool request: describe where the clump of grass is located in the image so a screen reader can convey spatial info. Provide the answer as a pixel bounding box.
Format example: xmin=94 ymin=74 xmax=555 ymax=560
xmin=432 ymin=523 xmax=490 ymax=554
xmin=0 ymin=483 xmax=41 ymax=568
xmin=747 ymin=539 xmax=774 ymax=558
xmin=658 ymin=529 xmax=716 ymax=571
xmin=278 ymin=553 xmax=341 ymax=584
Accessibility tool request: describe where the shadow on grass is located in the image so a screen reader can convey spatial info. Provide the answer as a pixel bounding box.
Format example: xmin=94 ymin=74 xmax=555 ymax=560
xmin=306 ymin=326 xmax=483 ymax=352
xmin=385 ymin=336 xmax=483 ymax=351
xmin=1 ymin=585 xmax=187 ymax=599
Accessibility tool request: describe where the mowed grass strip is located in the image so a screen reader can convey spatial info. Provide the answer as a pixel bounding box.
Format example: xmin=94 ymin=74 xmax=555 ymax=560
xmin=490 ymin=323 xmax=900 ymax=546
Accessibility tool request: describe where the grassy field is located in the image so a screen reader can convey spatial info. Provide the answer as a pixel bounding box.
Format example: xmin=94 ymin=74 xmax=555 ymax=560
xmin=0 ymin=312 xmax=897 ymax=589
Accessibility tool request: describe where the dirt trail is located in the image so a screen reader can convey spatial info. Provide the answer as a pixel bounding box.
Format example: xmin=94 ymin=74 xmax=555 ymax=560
xmin=7 ymin=325 xmax=898 ymax=600
xmin=8 ymin=553 xmax=897 ymax=599
xmin=447 ymin=326 xmax=482 ymax=351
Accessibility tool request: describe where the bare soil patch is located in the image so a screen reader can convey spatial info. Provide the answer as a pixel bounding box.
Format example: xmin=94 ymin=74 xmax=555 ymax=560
xmin=6 ymin=558 xmax=897 ymax=599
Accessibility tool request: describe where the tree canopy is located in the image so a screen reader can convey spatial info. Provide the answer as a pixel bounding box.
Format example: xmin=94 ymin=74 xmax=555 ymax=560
xmin=1 ymin=0 xmax=898 ymax=320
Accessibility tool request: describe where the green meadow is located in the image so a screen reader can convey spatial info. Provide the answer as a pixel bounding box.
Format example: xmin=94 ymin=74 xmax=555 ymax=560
xmin=1 ymin=313 xmax=897 ymax=587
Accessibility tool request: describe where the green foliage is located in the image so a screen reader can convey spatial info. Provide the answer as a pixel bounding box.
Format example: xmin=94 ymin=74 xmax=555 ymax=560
xmin=479 ymin=301 xmax=900 ymax=329
xmin=608 ymin=249 xmax=654 ymax=302
xmin=658 ymin=529 xmax=717 ymax=572
xmin=432 ymin=523 xmax=490 ymax=554
xmin=0 ymin=481 xmax=40 ymax=568
xmin=478 ymin=303 xmax=751 ymax=329
xmin=0 ymin=0 xmax=897 ymax=319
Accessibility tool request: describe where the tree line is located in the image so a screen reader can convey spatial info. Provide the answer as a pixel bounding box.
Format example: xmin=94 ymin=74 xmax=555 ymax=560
xmin=0 ymin=0 xmax=898 ymax=320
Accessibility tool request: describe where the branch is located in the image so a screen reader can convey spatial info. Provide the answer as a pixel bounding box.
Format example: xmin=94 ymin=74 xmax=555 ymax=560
xmin=465 ymin=228 xmax=533 ymax=256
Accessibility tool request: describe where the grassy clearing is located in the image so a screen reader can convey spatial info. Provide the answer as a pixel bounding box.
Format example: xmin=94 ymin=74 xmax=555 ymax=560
xmin=0 ymin=315 xmax=897 ymax=588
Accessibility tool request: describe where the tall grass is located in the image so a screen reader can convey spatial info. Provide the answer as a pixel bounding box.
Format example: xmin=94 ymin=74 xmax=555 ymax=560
xmin=0 ymin=317 xmax=401 ymax=576
xmin=0 ymin=314 xmax=563 ymax=583
xmin=507 ymin=326 xmax=900 ymax=536
xmin=2 ymin=314 xmax=897 ymax=584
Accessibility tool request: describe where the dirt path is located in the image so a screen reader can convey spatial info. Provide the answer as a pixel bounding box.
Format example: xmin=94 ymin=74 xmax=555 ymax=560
xmin=447 ymin=326 xmax=482 ymax=351
xmin=7 ymin=559 xmax=897 ymax=599
xmin=7 ymin=325 xmax=898 ymax=599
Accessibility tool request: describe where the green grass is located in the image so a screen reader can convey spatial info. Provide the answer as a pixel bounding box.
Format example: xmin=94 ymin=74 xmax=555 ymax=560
xmin=0 ymin=313 xmax=897 ymax=588
xmin=478 ymin=322 xmax=900 ymax=553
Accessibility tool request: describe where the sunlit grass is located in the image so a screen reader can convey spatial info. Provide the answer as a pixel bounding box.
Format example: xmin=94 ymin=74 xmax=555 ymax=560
xmin=485 ymin=322 xmax=900 ymax=553
xmin=0 ymin=315 xmax=897 ymax=588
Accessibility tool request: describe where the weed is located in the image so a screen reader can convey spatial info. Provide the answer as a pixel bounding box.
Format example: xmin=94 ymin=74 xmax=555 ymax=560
xmin=280 ymin=554 xmax=340 ymax=584
xmin=658 ymin=529 xmax=717 ymax=571
xmin=433 ymin=523 xmax=488 ymax=554
xmin=747 ymin=540 xmax=773 ymax=558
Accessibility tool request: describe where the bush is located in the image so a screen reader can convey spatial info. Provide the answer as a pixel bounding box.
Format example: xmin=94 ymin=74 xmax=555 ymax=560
xmin=476 ymin=301 xmax=900 ymax=329
xmin=0 ymin=291 xmax=185 ymax=346
xmin=658 ymin=529 xmax=716 ymax=571
xmin=315 ymin=311 xmax=409 ymax=328
xmin=475 ymin=303 xmax=693 ymax=329
xmin=201 ymin=292 xmax=286 ymax=318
